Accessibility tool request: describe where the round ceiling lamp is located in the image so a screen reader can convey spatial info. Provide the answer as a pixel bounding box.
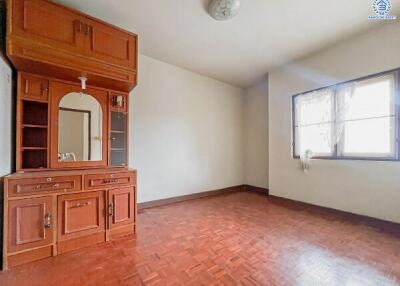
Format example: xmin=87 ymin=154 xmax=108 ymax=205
xmin=209 ymin=0 xmax=241 ymax=21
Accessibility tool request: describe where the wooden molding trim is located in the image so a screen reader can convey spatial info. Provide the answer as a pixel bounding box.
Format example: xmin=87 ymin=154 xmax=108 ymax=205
xmin=268 ymin=195 xmax=400 ymax=237
xmin=243 ymin=185 xmax=269 ymax=196
xmin=138 ymin=184 xmax=270 ymax=210
xmin=138 ymin=185 xmax=245 ymax=210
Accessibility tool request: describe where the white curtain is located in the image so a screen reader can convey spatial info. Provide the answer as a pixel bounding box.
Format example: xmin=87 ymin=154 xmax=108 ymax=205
xmin=294 ymin=88 xmax=334 ymax=157
xmin=295 ymin=72 xmax=396 ymax=172
xmin=334 ymin=82 xmax=356 ymax=145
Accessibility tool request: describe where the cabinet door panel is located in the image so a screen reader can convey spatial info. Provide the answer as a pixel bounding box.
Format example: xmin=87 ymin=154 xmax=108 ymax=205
xmin=108 ymin=187 xmax=135 ymax=229
xmin=8 ymin=197 xmax=53 ymax=253
xmin=58 ymin=191 xmax=105 ymax=241
xmin=21 ymin=73 xmax=49 ymax=101
xmin=11 ymin=0 xmax=83 ymax=51
xmin=87 ymin=19 xmax=136 ymax=69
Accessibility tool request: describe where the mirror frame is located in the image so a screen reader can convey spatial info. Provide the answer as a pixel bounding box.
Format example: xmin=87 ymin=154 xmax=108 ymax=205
xmin=49 ymin=81 xmax=109 ymax=169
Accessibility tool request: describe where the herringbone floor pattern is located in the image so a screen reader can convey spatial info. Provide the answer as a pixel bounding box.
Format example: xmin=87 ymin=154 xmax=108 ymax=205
xmin=1 ymin=192 xmax=400 ymax=285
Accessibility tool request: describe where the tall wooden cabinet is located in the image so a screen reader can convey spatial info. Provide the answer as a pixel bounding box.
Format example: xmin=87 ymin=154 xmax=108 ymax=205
xmin=3 ymin=0 xmax=138 ymax=269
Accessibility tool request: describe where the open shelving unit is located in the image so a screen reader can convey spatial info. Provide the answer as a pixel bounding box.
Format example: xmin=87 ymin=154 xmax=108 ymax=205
xmin=20 ymin=100 xmax=48 ymax=169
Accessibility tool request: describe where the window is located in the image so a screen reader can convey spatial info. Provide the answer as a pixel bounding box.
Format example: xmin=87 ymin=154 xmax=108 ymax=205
xmin=293 ymin=70 xmax=399 ymax=160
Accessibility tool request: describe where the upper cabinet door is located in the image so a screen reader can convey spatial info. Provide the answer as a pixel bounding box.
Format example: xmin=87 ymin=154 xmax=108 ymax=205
xmin=85 ymin=18 xmax=137 ymax=70
xmin=10 ymin=0 xmax=83 ymax=51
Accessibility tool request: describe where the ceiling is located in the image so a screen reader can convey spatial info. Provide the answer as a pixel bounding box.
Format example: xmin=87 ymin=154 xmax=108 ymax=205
xmin=56 ymin=0 xmax=400 ymax=88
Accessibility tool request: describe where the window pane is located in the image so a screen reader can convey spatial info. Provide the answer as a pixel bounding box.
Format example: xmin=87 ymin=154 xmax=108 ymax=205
xmin=295 ymin=89 xmax=333 ymax=126
xmin=344 ymin=75 xmax=395 ymax=120
xmin=295 ymin=123 xmax=333 ymax=156
xmin=342 ymin=117 xmax=395 ymax=157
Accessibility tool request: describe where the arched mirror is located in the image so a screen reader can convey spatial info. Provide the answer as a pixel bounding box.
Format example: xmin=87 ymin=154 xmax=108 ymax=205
xmin=58 ymin=92 xmax=103 ymax=162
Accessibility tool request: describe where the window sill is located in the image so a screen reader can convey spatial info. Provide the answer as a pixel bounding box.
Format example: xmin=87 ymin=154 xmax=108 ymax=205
xmin=293 ymin=155 xmax=399 ymax=162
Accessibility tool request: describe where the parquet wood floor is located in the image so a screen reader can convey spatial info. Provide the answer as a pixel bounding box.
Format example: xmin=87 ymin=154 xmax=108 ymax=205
xmin=1 ymin=192 xmax=400 ymax=285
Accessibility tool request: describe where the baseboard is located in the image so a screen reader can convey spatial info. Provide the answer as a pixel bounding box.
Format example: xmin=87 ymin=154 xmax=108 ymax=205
xmin=243 ymin=185 xmax=269 ymax=195
xmin=138 ymin=185 xmax=244 ymax=210
xmin=268 ymin=195 xmax=400 ymax=236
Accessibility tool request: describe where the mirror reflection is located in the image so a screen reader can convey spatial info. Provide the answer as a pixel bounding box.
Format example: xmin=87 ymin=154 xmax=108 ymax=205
xmin=58 ymin=92 xmax=102 ymax=162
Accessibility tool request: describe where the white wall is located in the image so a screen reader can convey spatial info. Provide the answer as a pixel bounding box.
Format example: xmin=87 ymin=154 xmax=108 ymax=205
xmin=269 ymin=22 xmax=400 ymax=223
xmin=0 ymin=54 xmax=12 ymax=178
xmin=130 ymin=55 xmax=244 ymax=203
xmin=243 ymin=77 xmax=269 ymax=188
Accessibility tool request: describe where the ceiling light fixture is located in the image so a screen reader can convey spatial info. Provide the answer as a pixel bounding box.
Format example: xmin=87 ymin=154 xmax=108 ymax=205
xmin=209 ymin=0 xmax=240 ymax=21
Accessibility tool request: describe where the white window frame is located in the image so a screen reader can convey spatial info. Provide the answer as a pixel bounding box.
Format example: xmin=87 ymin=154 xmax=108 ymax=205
xmin=292 ymin=69 xmax=399 ymax=161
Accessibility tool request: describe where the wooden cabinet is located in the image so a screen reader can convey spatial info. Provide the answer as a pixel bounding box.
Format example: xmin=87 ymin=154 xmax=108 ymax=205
xmin=7 ymin=0 xmax=138 ymax=92
xmin=20 ymin=73 xmax=49 ymax=101
xmin=58 ymin=191 xmax=105 ymax=241
xmin=4 ymin=0 xmax=138 ymax=271
xmin=8 ymin=197 xmax=54 ymax=253
xmin=108 ymin=187 xmax=135 ymax=229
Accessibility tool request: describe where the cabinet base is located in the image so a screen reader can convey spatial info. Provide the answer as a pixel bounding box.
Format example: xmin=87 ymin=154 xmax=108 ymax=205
xmin=58 ymin=232 xmax=105 ymax=254
xmin=7 ymin=245 xmax=53 ymax=268
xmin=108 ymin=224 xmax=135 ymax=241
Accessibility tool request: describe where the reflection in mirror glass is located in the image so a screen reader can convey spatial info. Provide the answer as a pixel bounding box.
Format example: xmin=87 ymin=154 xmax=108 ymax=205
xmin=58 ymin=92 xmax=102 ymax=162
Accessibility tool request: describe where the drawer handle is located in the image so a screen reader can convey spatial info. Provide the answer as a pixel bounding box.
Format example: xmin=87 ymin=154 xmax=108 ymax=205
xmin=71 ymin=202 xmax=91 ymax=208
xmin=102 ymin=179 xmax=118 ymax=184
xmin=44 ymin=213 xmax=52 ymax=229
xmin=35 ymin=183 xmax=60 ymax=190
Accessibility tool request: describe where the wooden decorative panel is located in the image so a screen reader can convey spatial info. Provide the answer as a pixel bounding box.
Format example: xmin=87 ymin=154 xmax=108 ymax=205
xmin=85 ymin=172 xmax=135 ymax=189
xmin=8 ymin=197 xmax=53 ymax=253
xmin=58 ymin=191 xmax=105 ymax=241
xmin=20 ymin=0 xmax=78 ymax=46
xmin=88 ymin=19 xmax=136 ymax=69
xmin=8 ymin=175 xmax=82 ymax=197
xmin=21 ymin=73 xmax=49 ymax=101
xmin=108 ymin=187 xmax=135 ymax=229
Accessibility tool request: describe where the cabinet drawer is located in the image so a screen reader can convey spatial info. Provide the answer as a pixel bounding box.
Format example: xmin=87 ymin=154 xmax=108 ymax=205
xmin=8 ymin=176 xmax=82 ymax=196
xmin=84 ymin=172 xmax=135 ymax=189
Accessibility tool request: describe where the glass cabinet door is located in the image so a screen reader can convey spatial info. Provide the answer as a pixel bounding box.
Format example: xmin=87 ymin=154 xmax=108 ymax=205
xmin=110 ymin=112 xmax=127 ymax=166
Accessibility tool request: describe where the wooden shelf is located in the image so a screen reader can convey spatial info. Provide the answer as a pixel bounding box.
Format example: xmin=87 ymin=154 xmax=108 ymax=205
xmin=22 ymin=147 xmax=47 ymax=150
xmin=22 ymin=124 xmax=48 ymax=129
xmin=21 ymin=97 xmax=48 ymax=104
